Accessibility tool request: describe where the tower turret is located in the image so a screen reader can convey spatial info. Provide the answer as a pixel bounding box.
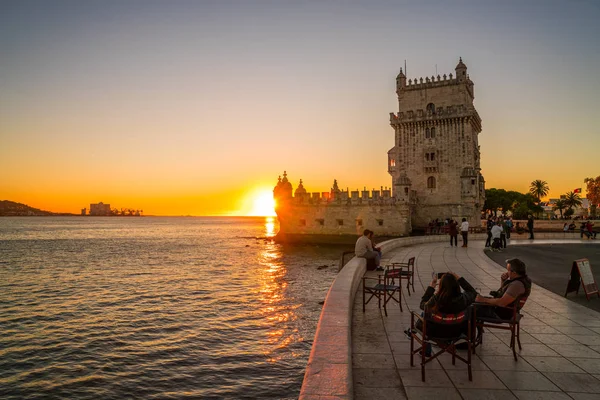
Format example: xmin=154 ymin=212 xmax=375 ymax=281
xmin=455 ymin=57 xmax=467 ymax=83
xmin=396 ymin=68 xmax=406 ymax=91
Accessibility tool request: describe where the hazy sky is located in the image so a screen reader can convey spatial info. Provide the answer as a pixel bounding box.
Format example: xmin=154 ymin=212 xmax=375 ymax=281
xmin=1 ymin=0 xmax=599 ymax=215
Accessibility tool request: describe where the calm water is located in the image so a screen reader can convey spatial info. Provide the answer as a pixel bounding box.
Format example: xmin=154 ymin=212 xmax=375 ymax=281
xmin=0 ymin=217 xmax=341 ymax=399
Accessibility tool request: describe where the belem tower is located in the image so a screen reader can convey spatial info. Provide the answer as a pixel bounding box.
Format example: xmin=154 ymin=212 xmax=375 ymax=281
xmin=273 ymin=58 xmax=486 ymax=243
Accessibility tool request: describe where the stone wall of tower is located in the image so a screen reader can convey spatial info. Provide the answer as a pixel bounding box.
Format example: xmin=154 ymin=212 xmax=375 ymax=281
xmin=389 ymin=60 xmax=485 ymax=229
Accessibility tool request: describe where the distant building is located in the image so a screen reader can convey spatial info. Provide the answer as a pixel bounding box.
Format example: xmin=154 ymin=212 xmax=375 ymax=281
xmin=81 ymin=208 xmax=86 ymax=216
xmin=89 ymin=202 xmax=111 ymax=216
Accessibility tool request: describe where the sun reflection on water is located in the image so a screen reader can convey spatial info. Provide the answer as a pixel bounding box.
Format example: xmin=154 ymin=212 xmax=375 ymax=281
xmin=265 ymin=216 xmax=276 ymax=238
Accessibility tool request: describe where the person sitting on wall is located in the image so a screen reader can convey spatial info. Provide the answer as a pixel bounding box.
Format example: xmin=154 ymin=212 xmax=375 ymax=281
xmin=475 ymin=258 xmax=532 ymax=320
xmin=581 ymin=222 xmax=592 ymax=239
xmin=586 ymin=221 xmax=598 ymax=239
xmin=356 ymin=229 xmax=382 ymax=271
xmin=568 ymin=222 xmax=576 ymax=231
xmin=367 ymin=230 xmax=382 ymax=257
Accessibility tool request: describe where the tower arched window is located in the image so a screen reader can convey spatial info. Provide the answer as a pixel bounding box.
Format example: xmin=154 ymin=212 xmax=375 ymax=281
xmin=430 ymin=127 xmax=436 ymax=138
xmin=426 ymin=103 xmax=436 ymax=114
xmin=425 ymin=128 xmax=430 ymax=138
xmin=427 ymin=176 xmax=436 ymax=189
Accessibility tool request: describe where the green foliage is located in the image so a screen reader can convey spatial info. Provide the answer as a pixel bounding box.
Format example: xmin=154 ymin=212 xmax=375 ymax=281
xmin=553 ymin=199 xmax=567 ymax=218
xmin=529 ymin=180 xmax=550 ymax=202
xmin=484 ymin=189 xmax=542 ymax=218
xmin=564 ymin=191 xmax=583 ymax=211
xmin=564 ymin=208 xmax=574 ymax=218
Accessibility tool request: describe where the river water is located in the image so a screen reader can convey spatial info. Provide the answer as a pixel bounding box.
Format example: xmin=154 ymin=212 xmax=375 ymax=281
xmin=0 ymin=216 xmax=341 ymax=399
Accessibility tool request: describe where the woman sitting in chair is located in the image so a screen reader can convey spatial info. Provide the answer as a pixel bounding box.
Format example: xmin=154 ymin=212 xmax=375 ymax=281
xmin=418 ymin=272 xmax=478 ymax=339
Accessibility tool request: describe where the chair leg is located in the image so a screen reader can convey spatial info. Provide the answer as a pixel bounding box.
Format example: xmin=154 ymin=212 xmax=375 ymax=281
xmin=511 ymin=326 xmax=517 ymax=361
xmin=383 ymin=289 xmax=388 ymax=317
xmin=362 ymin=285 xmax=365 ymax=313
xmin=421 ymin=349 xmax=426 ymax=382
xmin=467 ymin=340 xmax=473 ymax=381
xmin=517 ymin=323 xmax=522 ymax=350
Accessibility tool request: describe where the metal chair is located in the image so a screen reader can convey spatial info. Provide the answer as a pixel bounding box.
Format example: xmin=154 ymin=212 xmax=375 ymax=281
xmin=362 ymin=269 xmax=402 ymax=316
xmin=386 ymin=257 xmax=415 ymax=295
xmin=410 ymin=307 xmax=473 ymax=382
xmin=473 ymin=296 xmax=528 ymax=361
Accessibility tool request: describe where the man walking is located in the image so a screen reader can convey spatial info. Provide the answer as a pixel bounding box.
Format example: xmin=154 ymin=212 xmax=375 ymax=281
xmin=460 ymin=218 xmax=469 ymax=247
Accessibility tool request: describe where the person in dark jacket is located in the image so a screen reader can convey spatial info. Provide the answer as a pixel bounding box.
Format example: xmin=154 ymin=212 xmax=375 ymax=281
xmin=418 ymin=272 xmax=477 ymax=339
xmin=448 ymin=219 xmax=458 ymax=247
xmin=527 ymin=215 xmax=534 ymax=240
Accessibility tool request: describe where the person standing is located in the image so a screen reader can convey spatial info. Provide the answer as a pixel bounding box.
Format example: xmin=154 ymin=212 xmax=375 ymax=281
xmin=491 ymin=223 xmax=503 ymax=252
xmin=448 ymin=219 xmax=458 ymax=247
xmin=505 ymin=217 xmax=513 ymax=239
xmin=499 ymin=218 xmax=508 ymax=248
xmin=460 ymin=218 xmax=469 ymax=247
xmin=527 ymin=215 xmax=535 ymax=240
xmin=485 ymin=216 xmax=494 ymax=247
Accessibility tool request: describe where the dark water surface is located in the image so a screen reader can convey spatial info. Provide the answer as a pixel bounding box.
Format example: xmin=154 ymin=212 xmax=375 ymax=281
xmin=0 ymin=217 xmax=341 ymax=399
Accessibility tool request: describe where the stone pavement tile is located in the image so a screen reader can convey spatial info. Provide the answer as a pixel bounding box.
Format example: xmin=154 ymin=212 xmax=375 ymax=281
xmin=495 ymin=332 xmax=541 ymax=345
xmin=353 ymin=368 xmax=402 ymax=389
xmin=551 ymin=344 xmax=600 ymax=359
xmin=404 ymin=387 xmax=461 ymax=400
xmin=519 ymin=318 xmax=550 ymax=326
xmin=542 ymin=372 xmax=600 ymax=393
xmin=579 ymin=319 xmax=600 ymax=328
xmin=494 ymin=371 xmax=560 ymax=391
xmin=459 ymin=388 xmax=517 ymax=400
xmin=569 ymin=334 xmax=600 ymax=346
xmin=438 ymin=353 xmax=489 ymax=371
xmin=567 ymin=393 xmax=600 ymax=400
xmin=527 ymin=333 xmax=580 ymax=345
xmin=354 ymin=386 xmax=407 ymax=400
xmin=352 ymin=353 xmax=396 ymax=369
xmin=389 ymin=340 xmax=416 ymax=355
xmin=554 ymin=325 xmax=597 ymax=335
xmin=445 ymin=370 xmax=507 ymax=389
xmin=352 ymin=340 xmax=392 ymax=354
xmin=568 ymin=358 xmax=600 ymax=374
xmin=522 ymin=356 xmax=585 ymax=373
xmin=514 ymin=343 xmax=560 ymax=357
xmin=392 ymin=352 xmax=443 ymax=370
xmin=589 ymin=346 xmax=600 ymax=354
xmin=478 ymin=355 xmax=536 ymax=371
xmin=590 ymin=327 xmax=600 ymax=334
xmin=398 ymin=369 xmax=453 ymax=387
xmin=521 ymin=325 xmax=561 ymax=335
xmin=472 ymin=343 xmax=513 ymax=356
xmin=512 ymin=390 xmax=572 ymax=400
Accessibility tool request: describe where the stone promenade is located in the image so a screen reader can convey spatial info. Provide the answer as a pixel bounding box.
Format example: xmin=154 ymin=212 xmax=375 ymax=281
xmin=353 ymin=239 xmax=600 ymax=400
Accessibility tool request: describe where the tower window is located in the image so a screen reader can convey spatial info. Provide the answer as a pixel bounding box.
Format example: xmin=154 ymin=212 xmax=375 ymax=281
xmin=430 ymin=127 xmax=436 ymax=138
xmin=390 ymin=159 xmax=396 ymax=167
xmin=471 ymin=179 xmax=476 ymax=185
xmin=316 ymin=219 xmax=324 ymax=226
xmin=337 ymin=219 xmax=344 ymax=226
xmin=426 ymin=153 xmax=430 ymax=161
xmin=377 ymin=219 xmax=384 ymax=226
xmin=356 ymin=219 xmax=363 ymax=226
xmin=427 ymin=176 xmax=436 ymax=189
xmin=426 ymin=103 xmax=436 ymax=114
xmin=299 ymin=219 xmax=306 ymax=226
xmin=404 ymin=187 xmax=409 ymax=194
xmin=425 ymin=128 xmax=430 ymax=138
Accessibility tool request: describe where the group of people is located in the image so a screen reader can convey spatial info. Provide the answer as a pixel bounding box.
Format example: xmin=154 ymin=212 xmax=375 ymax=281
xmin=411 ymin=258 xmax=531 ymax=355
xmin=484 ymin=216 xmax=516 ymax=252
xmin=446 ymin=218 xmax=471 ymax=247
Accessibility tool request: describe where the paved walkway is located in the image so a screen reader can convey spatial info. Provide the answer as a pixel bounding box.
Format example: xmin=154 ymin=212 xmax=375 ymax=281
xmin=352 ymin=239 xmax=600 ymax=400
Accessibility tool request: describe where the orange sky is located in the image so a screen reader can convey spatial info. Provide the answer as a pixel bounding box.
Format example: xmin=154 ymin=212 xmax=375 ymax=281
xmin=1 ymin=2 xmax=598 ymax=215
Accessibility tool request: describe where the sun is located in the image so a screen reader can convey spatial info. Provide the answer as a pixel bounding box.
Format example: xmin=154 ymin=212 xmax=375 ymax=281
xmin=247 ymin=190 xmax=277 ymax=216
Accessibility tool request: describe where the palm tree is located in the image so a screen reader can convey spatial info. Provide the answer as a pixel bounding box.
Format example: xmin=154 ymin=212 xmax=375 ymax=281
xmin=553 ymin=199 xmax=566 ymax=219
xmin=564 ymin=191 xmax=583 ymax=213
xmin=529 ymin=180 xmax=549 ymax=202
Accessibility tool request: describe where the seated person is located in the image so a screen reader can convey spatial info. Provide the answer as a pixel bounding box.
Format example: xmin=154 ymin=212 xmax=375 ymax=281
xmin=417 ymin=272 xmax=477 ymax=339
xmin=563 ymin=223 xmax=569 ymax=232
xmin=581 ymin=222 xmax=592 ymax=238
xmin=568 ymin=222 xmax=576 ymax=231
xmin=586 ymin=221 xmax=598 ymax=239
xmin=367 ymin=230 xmax=382 ymax=257
xmin=355 ymin=229 xmax=382 ymax=271
xmin=475 ymin=258 xmax=531 ymax=320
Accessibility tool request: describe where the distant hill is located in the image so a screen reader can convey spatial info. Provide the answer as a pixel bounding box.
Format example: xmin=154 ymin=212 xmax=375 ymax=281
xmin=0 ymin=200 xmax=73 ymax=216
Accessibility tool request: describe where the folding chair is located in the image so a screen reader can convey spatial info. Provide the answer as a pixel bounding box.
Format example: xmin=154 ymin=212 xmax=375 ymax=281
xmin=473 ymin=296 xmax=528 ymax=361
xmin=387 ymin=257 xmax=415 ymax=295
xmin=362 ymin=268 xmax=402 ymax=316
xmin=410 ymin=307 xmax=473 ymax=382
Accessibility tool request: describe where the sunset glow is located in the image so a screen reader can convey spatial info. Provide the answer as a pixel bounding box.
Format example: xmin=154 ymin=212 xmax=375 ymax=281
xmin=248 ymin=191 xmax=277 ymax=217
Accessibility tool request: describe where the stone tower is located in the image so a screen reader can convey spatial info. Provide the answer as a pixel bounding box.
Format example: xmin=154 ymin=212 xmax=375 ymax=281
xmin=388 ymin=58 xmax=485 ymax=228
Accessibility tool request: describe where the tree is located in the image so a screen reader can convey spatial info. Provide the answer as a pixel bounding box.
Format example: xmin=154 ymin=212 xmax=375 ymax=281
xmin=529 ymin=180 xmax=549 ymax=202
xmin=564 ymin=191 xmax=583 ymax=213
xmin=584 ymin=176 xmax=600 ymax=217
xmin=552 ymin=199 xmax=567 ymax=219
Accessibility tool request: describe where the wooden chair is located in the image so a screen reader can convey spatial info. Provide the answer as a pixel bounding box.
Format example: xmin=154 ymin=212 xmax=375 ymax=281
xmin=386 ymin=257 xmax=415 ymax=295
xmin=362 ymin=269 xmax=402 ymax=316
xmin=473 ymin=296 xmax=528 ymax=361
xmin=409 ymin=307 xmax=473 ymax=382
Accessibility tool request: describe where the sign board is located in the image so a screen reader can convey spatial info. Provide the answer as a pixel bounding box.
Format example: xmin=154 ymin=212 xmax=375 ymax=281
xmin=565 ymin=258 xmax=599 ymax=301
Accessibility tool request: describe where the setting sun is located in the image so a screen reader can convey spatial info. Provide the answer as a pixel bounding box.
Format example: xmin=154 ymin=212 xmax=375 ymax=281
xmin=247 ymin=190 xmax=277 ymax=217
